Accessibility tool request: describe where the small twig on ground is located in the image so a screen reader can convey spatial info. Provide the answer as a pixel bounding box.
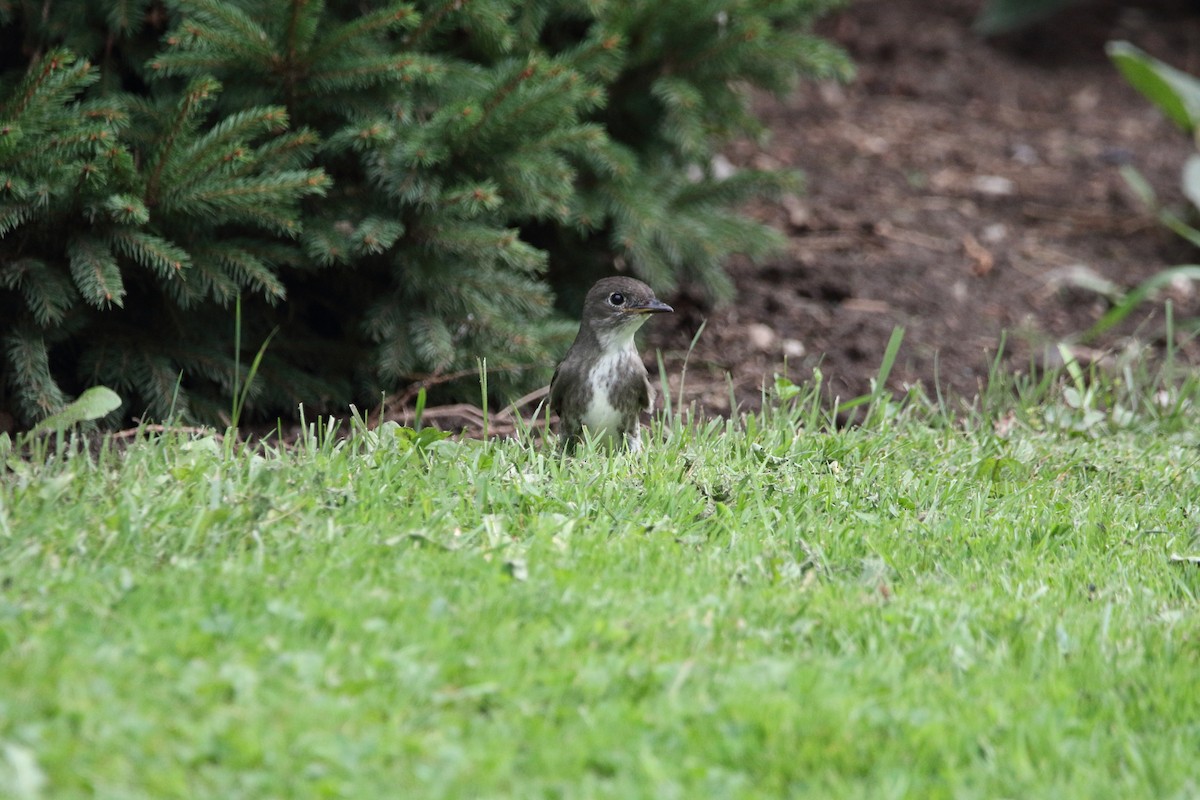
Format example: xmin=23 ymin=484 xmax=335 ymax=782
xmin=389 ymin=363 xmax=530 ymax=408
xmin=962 ymin=232 xmax=994 ymax=276
xmin=112 ymin=424 xmax=223 ymax=441
xmin=385 ymin=385 xmax=555 ymax=439
xmin=874 ymin=220 xmax=958 ymax=253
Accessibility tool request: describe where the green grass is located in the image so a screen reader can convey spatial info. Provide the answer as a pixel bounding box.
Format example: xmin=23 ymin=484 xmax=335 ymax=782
xmin=3 ymin=377 xmax=1200 ymax=799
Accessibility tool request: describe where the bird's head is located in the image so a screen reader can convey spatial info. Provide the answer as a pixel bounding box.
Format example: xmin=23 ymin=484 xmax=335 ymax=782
xmin=580 ymin=277 xmax=673 ymax=347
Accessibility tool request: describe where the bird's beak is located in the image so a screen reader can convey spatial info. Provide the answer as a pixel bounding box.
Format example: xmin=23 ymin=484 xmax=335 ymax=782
xmin=629 ymin=299 xmax=673 ymax=314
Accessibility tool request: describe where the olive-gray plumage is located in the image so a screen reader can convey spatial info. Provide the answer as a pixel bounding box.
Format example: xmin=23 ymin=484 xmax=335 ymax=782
xmin=549 ymin=277 xmax=673 ymax=451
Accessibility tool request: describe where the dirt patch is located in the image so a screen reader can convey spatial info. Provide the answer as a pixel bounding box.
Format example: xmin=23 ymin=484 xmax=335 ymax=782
xmin=649 ymin=0 xmax=1200 ymax=416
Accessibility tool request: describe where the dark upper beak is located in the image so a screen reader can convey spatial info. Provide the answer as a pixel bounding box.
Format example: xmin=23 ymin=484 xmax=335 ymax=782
xmin=630 ymin=299 xmax=673 ymax=314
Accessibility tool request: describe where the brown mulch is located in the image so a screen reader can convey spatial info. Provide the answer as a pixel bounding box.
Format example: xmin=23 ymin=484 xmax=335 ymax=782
xmin=646 ymin=0 xmax=1200 ymax=417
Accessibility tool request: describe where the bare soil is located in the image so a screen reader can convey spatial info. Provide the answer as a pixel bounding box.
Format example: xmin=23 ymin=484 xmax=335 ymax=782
xmin=649 ymin=0 xmax=1200 ymax=416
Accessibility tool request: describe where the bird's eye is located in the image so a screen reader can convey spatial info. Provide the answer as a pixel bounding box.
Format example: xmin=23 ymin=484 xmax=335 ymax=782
xmin=608 ymin=292 xmax=625 ymax=306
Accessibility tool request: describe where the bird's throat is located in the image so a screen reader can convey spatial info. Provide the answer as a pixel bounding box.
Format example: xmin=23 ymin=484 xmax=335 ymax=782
xmin=593 ymin=318 xmax=645 ymax=355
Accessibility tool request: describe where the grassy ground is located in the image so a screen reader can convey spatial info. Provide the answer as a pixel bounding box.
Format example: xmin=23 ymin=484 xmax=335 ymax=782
xmin=2 ymin=370 xmax=1200 ymax=799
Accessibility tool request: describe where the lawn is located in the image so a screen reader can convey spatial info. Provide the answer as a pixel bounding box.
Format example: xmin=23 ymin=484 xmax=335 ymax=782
xmin=2 ymin=378 xmax=1200 ymax=798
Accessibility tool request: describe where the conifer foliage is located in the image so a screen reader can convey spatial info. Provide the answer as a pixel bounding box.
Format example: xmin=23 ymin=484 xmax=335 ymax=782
xmin=0 ymin=0 xmax=849 ymax=427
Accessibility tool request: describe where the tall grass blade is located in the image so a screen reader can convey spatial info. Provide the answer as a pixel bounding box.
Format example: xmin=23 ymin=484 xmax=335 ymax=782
xmin=1084 ymin=265 xmax=1200 ymax=341
xmin=837 ymin=326 xmax=905 ymax=418
xmin=676 ymin=319 xmax=708 ymax=423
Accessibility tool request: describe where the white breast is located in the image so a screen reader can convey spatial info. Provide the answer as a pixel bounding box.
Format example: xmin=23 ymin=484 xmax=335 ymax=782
xmin=581 ymin=350 xmax=630 ymax=436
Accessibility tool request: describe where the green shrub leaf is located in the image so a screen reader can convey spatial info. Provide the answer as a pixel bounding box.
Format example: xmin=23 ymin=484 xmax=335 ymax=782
xmin=28 ymin=386 xmax=123 ymax=435
xmin=1107 ymin=41 xmax=1200 ymax=133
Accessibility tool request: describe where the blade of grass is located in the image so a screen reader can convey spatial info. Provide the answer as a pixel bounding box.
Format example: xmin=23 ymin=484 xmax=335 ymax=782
xmin=676 ymin=319 xmax=708 ymax=423
xmin=479 ymin=358 xmax=489 ymax=439
xmin=413 ymin=387 xmax=427 ymax=432
xmin=1084 ymin=265 xmax=1200 ymax=341
xmin=231 ymin=324 xmax=280 ymax=430
xmin=837 ymin=326 xmax=905 ymax=418
xmin=656 ymin=349 xmax=672 ymax=428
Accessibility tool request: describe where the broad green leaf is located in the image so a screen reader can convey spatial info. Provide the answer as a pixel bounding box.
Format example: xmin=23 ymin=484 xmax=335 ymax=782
xmin=28 ymin=386 xmax=122 ymax=435
xmin=773 ymin=374 xmax=801 ymax=401
xmin=1107 ymin=41 xmax=1200 ymax=133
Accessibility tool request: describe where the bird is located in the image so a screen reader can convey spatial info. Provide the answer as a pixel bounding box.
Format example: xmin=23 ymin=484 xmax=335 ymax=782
xmin=549 ymin=276 xmax=673 ymax=452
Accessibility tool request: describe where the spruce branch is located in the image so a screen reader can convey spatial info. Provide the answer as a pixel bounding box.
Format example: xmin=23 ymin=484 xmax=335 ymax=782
xmin=0 ymin=124 xmax=22 ymax=161
xmin=351 ymin=217 xmax=405 ymax=256
xmin=4 ymin=326 xmax=68 ymax=417
xmin=309 ymin=3 xmax=420 ymax=62
xmin=660 ymin=16 xmax=770 ymax=80
xmin=284 ymin=0 xmax=305 ymax=65
xmin=5 ymin=49 xmax=92 ymax=120
xmin=305 ymin=55 xmax=437 ymax=94
xmin=672 ymin=168 xmax=797 ymax=207
xmin=437 ymin=181 xmax=502 ymax=214
xmin=523 ymin=122 xmax=611 ymax=164
xmin=163 ymin=169 xmax=328 ymax=227
xmin=481 ymin=58 xmax=540 ymax=118
xmin=163 ymin=105 xmax=292 ymax=190
xmin=411 ymin=312 xmax=455 ymax=369
xmin=147 ymin=51 xmax=237 ymax=76
xmin=0 ymin=202 xmax=37 ymax=236
xmin=145 ymin=76 xmax=220 ymax=207
xmin=172 ymin=0 xmax=276 ymax=64
xmin=402 ymin=0 xmax=469 ymax=48
xmin=0 ymin=258 xmax=77 ymax=326
xmin=652 ymin=76 xmax=706 ymax=155
xmin=241 ymin=128 xmax=320 ymax=173
xmin=557 ymin=31 xmax=626 ymax=82
xmin=301 ymin=224 xmax=352 ymax=267
xmin=101 ymin=193 xmax=150 ymax=225
xmin=223 ymin=246 xmax=287 ymax=301
xmin=181 ymin=251 xmax=240 ymax=304
xmin=106 ymin=0 xmax=153 ymax=35
xmin=68 ymin=235 xmax=125 ymax=307
xmin=0 ymin=173 xmax=32 ymax=199
xmin=131 ymin=350 xmax=190 ymax=420
xmin=39 ymin=120 xmax=121 ymax=164
xmin=106 ymin=228 xmax=189 ymax=280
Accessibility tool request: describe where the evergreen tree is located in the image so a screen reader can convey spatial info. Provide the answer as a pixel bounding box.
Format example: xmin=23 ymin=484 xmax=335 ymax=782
xmin=0 ymin=0 xmax=849 ymax=427
xmin=0 ymin=43 xmax=327 ymax=423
